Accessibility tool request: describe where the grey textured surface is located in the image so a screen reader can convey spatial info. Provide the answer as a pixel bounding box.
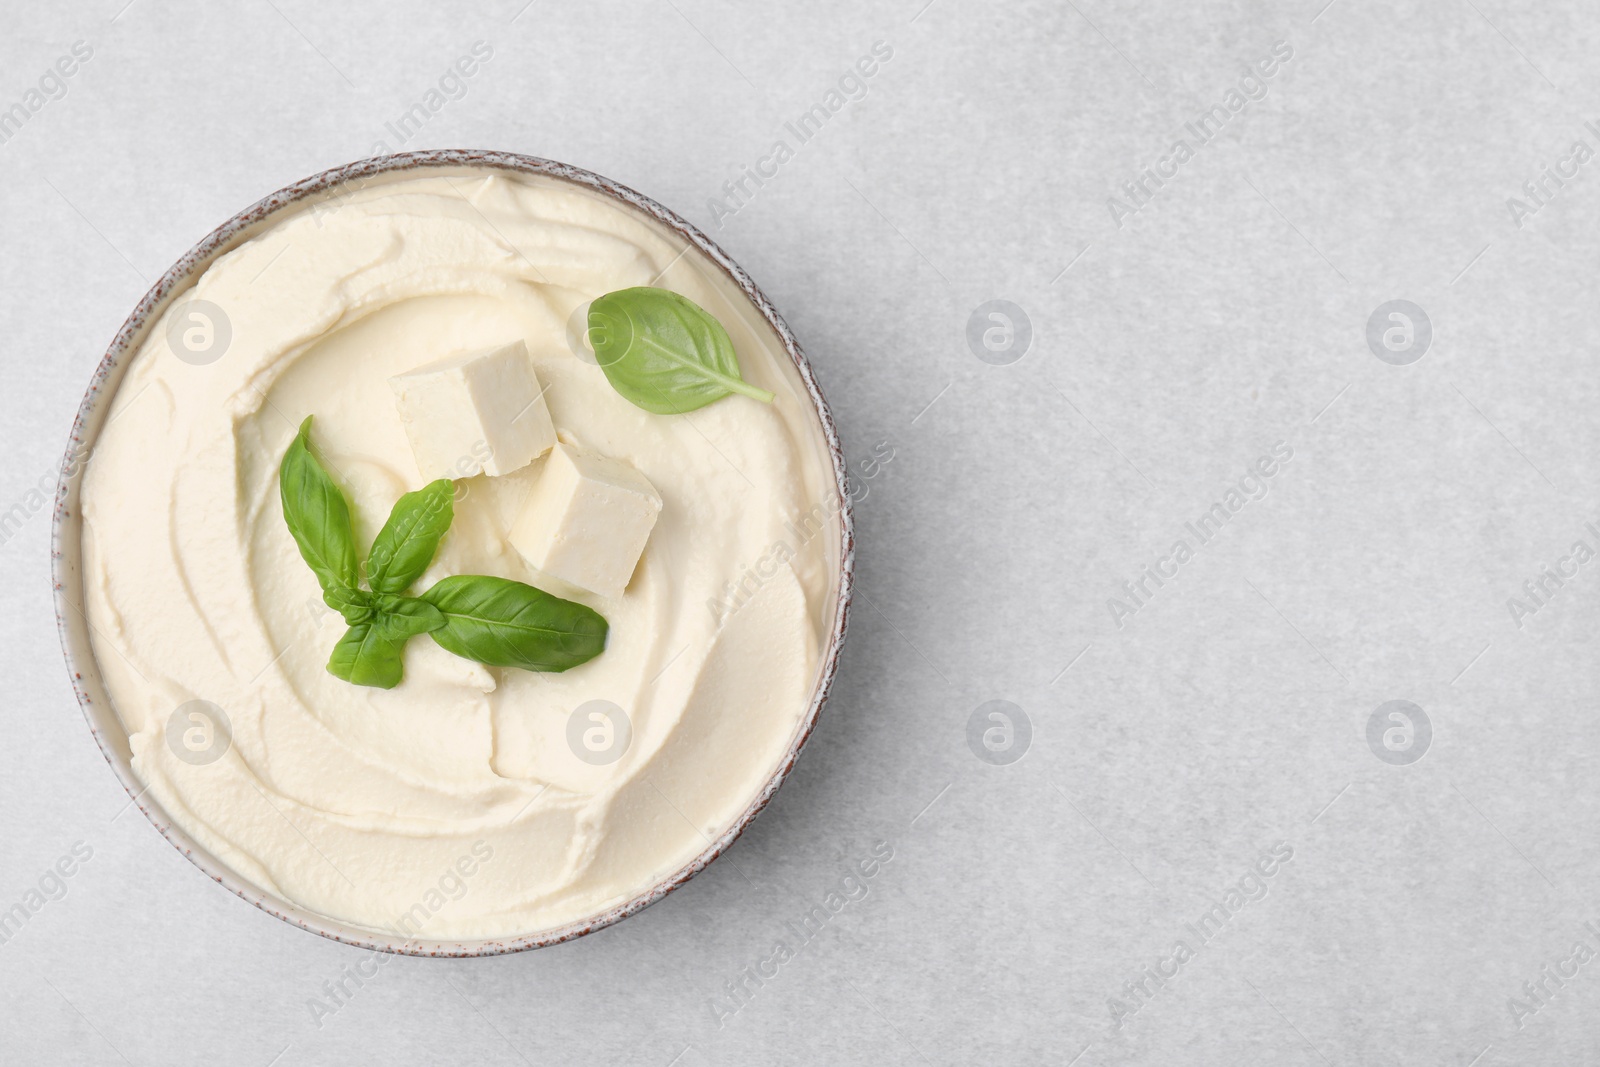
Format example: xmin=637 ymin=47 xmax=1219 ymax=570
xmin=4 ymin=0 xmax=1600 ymax=1064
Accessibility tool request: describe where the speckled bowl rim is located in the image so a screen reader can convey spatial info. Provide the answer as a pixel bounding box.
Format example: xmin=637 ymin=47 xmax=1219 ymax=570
xmin=51 ymin=149 xmax=854 ymax=957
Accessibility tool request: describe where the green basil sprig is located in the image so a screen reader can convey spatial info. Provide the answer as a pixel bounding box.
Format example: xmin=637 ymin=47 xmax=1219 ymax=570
xmin=278 ymin=417 xmax=608 ymax=689
xmin=587 ymin=287 xmax=774 ymax=414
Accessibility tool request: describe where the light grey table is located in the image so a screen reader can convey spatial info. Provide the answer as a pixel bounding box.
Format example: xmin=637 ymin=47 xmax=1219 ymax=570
xmin=5 ymin=1 xmax=1599 ymax=1063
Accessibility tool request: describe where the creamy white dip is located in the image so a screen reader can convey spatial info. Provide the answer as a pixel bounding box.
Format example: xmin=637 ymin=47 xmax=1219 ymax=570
xmin=80 ymin=169 xmax=838 ymax=941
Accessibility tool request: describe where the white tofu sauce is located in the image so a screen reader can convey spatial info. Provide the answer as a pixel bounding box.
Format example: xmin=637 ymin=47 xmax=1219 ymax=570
xmin=80 ymin=170 xmax=836 ymax=939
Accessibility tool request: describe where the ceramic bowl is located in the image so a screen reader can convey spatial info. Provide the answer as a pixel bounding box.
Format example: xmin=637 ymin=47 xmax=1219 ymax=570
xmin=51 ymin=150 xmax=853 ymax=956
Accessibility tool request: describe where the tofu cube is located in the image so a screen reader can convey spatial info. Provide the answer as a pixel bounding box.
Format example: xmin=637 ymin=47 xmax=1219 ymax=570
xmin=509 ymin=443 xmax=662 ymax=599
xmin=389 ymin=341 xmax=555 ymax=480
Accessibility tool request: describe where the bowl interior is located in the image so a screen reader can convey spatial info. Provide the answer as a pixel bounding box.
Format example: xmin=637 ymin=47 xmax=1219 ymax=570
xmin=53 ymin=150 xmax=853 ymax=956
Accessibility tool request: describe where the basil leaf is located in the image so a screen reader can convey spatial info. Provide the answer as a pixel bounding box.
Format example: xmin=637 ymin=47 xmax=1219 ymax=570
xmin=279 ymin=416 xmax=359 ymax=595
xmin=420 ymin=574 xmax=608 ymax=673
xmin=374 ymin=594 xmax=446 ymax=639
xmin=588 ymin=287 xmax=775 ymax=414
xmin=327 ymin=621 xmax=406 ymax=689
xmin=366 ymin=479 xmax=453 ymax=594
xmin=324 ymin=585 xmax=375 ymax=625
